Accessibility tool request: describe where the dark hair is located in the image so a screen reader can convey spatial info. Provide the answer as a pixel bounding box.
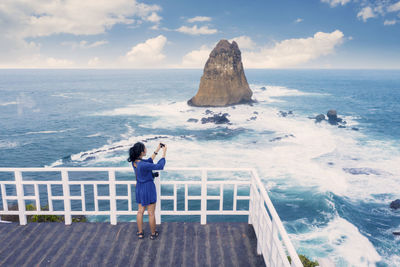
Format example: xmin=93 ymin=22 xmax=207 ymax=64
xmin=127 ymin=142 xmax=145 ymax=162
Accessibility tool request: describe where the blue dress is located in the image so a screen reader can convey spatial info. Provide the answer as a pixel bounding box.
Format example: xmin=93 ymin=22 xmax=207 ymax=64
xmin=133 ymin=157 xmax=166 ymax=206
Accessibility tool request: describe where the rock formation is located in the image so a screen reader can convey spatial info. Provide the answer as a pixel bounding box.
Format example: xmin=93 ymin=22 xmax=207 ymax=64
xmin=188 ymin=40 xmax=253 ymax=107
xmin=390 ymin=199 xmax=400 ymax=210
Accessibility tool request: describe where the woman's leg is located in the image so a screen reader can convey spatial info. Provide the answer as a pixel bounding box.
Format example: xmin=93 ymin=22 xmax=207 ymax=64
xmin=147 ymin=203 xmax=156 ymax=234
xmin=137 ymin=204 xmax=145 ymax=233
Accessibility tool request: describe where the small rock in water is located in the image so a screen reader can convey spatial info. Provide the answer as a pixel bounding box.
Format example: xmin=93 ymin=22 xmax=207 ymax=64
xmin=253 ymin=111 xmax=258 ymax=115
xmin=327 ymin=109 xmax=338 ymax=125
xmin=338 ymin=125 xmax=346 ymax=128
xmin=278 ymin=111 xmax=293 ymax=117
xmin=352 ymin=127 xmax=359 ymax=131
xmin=187 ymin=118 xmax=198 ymax=123
xmin=247 ymin=116 xmax=257 ymax=121
xmin=343 ymin=168 xmax=381 ymax=175
xmin=201 ymin=112 xmax=230 ymax=124
xmin=269 ymin=134 xmax=295 ymax=142
xmin=393 ymin=232 xmax=400 ymax=236
xmin=390 ymin=199 xmax=400 ymax=210
xmin=315 ymin=114 xmax=325 ymax=123
xmin=260 ymin=86 xmax=266 ymax=91
xmin=205 ymin=109 xmax=213 ymax=115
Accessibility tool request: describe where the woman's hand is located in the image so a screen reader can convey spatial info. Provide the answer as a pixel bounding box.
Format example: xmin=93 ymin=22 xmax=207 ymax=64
xmin=156 ymin=143 xmax=162 ymax=152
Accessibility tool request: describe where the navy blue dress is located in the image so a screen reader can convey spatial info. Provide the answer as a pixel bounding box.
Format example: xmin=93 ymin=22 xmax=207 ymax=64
xmin=133 ymin=157 xmax=166 ymax=206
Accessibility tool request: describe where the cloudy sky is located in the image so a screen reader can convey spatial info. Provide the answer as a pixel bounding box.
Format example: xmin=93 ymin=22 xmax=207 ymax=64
xmin=1 ymin=0 xmax=399 ymax=69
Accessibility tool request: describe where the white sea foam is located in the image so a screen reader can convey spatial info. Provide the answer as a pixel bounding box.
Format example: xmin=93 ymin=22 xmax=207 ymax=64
xmin=86 ymin=133 xmax=102 ymax=137
xmin=250 ymin=84 xmax=329 ymax=103
xmin=0 ymin=101 xmax=17 ymax=106
xmin=0 ymin=141 xmax=19 ymax=149
xmin=90 ymin=84 xmax=400 ymax=200
xmin=56 ymin=83 xmax=400 ymax=265
xmin=21 ymin=129 xmax=75 ymax=135
xmin=289 ymin=216 xmax=382 ymax=266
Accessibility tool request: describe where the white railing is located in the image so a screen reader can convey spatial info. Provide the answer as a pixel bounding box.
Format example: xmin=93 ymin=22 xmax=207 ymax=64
xmin=0 ymin=167 xmax=302 ymax=267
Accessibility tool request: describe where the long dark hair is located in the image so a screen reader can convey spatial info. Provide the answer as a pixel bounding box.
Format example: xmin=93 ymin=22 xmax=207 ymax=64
xmin=127 ymin=142 xmax=145 ymax=163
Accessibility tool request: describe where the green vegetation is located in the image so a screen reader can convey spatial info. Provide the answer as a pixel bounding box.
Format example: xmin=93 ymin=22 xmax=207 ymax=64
xmin=2 ymin=204 xmax=87 ymax=223
xmin=288 ymin=254 xmax=319 ymax=267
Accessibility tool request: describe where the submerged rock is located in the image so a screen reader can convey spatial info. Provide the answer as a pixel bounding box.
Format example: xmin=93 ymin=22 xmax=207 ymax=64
xmin=188 ymin=40 xmax=253 ymax=107
xmin=269 ymin=134 xmax=295 ymax=142
xmin=201 ymin=113 xmax=230 ymax=124
xmin=278 ymin=111 xmax=293 ymax=117
xmin=187 ymin=118 xmax=198 ymax=123
xmin=315 ymin=114 xmax=325 ymax=123
xmin=390 ymin=199 xmax=400 ymax=210
xmin=343 ymin=168 xmax=381 ymax=175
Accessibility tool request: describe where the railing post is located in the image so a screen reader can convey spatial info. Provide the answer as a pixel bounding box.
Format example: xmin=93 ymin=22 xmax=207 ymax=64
xmin=256 ymin=193 xmax=262 ymax=255
xmin=15 ymin=171 xmax=27 ymax=225
xmin=61 ymin=170 xmax=72 ymax=225
xmin=201 ymin=169 xmax=207 ymax=225
xmin=248 ymin=170 xmax=254 ymax=225
xmin=155 ymin=173 xmax=161 ymax=225
xmin=109 ymin=170 xmax=117 ymax=225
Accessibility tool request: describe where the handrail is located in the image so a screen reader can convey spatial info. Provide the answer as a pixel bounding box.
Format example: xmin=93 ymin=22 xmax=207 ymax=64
xmin=0 ymin=167 xmax=302 ymax=267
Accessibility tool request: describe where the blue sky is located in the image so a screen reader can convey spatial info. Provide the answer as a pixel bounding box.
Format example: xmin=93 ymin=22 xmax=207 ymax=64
xmin=1 ymin=0 xmax=399 ymax=69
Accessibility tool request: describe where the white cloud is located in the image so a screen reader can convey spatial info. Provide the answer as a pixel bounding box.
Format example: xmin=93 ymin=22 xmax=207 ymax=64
xmin=45 ymin=57 xmax=74 ymax=68
xmin=176 ymin=25 xmax=218 ymax=35
xmin=242 ymin=30 xmax=344 ymax=68
xmin=146 ymin=12 xmax=162 ymax=23
xmin=388 ymin=1 xmax=400 ymax=12
xmin=179 ymin=30 xmax=345 ymax=69
xmin=321 ymin=0 xmax=351 ymax=7
xmin=180 ymin=45 xmax=211 ymax=68
xmin=187 ymin=16 xmax=212 ymax=23
xmin=0 ymin=0 xmax=161 ymax=38
xmin=0 ymin=54 xmax=75 ymax=68
xmin=230 ymin=36 xmax=256 ymax=50
xmin=123 ymin=35 xmax=167 ymax=68
xmin=88 ymin=57 xmax=101 ymax=67
xmin=0 ymin=0 xmax=161 ymax=67
xmin=384 ymin=19 xmax=397 ymax=25
xmin=357 ymin=6 xmax=376 ymax=22
xmin=62 ymin=40 xmax=108 ymax=49
xmin=295 ymin=18 xmax=304 ymax=23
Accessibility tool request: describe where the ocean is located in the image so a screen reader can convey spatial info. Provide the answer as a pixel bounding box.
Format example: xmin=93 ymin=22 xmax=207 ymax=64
xmin=0 ymin=69 xmax=399 ymax=266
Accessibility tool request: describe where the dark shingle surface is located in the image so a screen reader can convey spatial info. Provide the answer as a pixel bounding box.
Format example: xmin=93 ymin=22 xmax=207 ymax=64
xmin=0 ymin=222 xmax=265 ymax=267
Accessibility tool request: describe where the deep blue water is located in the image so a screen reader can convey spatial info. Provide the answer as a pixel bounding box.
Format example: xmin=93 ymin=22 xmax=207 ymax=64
xmin=0 ymin=69 xmax=400 ymax=266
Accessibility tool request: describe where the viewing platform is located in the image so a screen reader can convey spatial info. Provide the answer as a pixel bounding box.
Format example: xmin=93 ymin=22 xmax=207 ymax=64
xmin=0 ymin=167 xmax=303 ymax=267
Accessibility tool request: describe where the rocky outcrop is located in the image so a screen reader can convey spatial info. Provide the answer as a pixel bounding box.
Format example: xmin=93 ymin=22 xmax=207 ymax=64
xmin=188 ymin=40 xmax=253 ymax=107
xmin=390 ymin=199 xmax=400 ymax=210
xmin=201 ymin=112 xmax=231 ymax=124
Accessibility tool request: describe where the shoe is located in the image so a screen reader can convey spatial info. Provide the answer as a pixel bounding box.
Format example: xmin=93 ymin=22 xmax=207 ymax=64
xmin=149 ymin=231 xmax=159 ymax=240
xmin=136 ymin=231 xmax=145 ymax=239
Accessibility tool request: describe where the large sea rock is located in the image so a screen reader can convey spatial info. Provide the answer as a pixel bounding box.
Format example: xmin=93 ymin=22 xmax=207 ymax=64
xmin=188 ymin=40 xmax=253 ymax=107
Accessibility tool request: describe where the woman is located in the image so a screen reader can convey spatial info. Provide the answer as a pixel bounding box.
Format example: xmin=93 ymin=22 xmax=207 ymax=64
xmin=127 ymin=142 xmax=167 ymax=240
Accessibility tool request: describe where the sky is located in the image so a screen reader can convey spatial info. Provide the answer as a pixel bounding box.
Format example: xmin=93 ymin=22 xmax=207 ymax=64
xmin=0 ymin=0 xmax=400 ymax=69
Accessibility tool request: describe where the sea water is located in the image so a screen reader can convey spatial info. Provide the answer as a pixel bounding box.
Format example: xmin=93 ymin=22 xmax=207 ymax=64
xmin=0 ymin=69 xmax=399 ymax=266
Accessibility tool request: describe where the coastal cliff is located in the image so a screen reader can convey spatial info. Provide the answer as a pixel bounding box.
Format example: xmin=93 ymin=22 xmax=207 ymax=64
xmin=188 ymin=40 xmax=253 ymax=107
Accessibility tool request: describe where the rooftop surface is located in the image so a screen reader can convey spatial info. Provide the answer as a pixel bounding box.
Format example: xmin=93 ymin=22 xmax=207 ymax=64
xmin=0 ymin=222 xmax=265 ymax=266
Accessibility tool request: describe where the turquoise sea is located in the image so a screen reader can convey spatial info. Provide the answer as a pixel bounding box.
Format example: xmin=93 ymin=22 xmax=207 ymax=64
xmin=0 ymin=69 xmax=399 ymax=266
